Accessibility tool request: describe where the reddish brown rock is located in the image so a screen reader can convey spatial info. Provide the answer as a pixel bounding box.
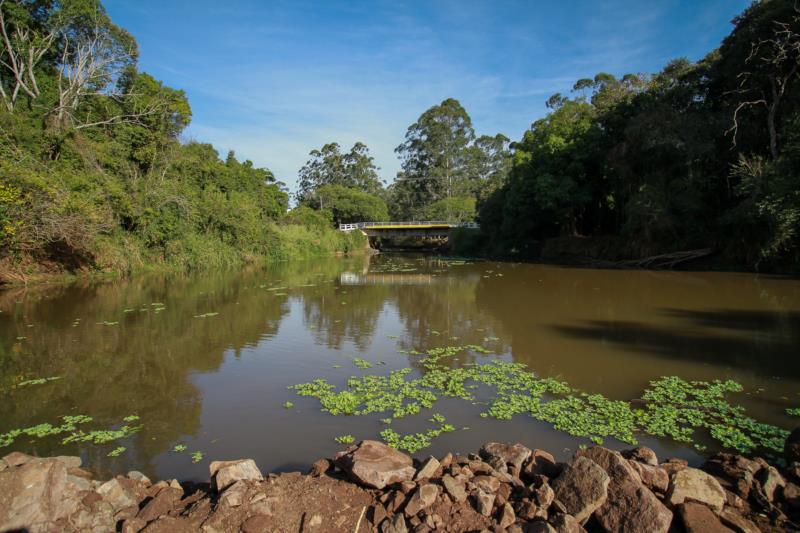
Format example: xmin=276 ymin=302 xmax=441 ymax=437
xmin=404 ymin=484 xmax=438 ymax=517
xmin=785 ymin=427 xmax=800 ymax=464
xmin=335 ymin=440 xmax=415 ymax=490
xmin=623 ymin=446 xmax=658 ymax=467
xmin=678 ymin=502 xmax=734 ymax=533
xmin=626 ymin=459 xmax=669 ymax=493
xmin=480 ymin=442 xmax=532 ymax=472
xmin=719 ymin=509 xmax=760 ymax=533
xmin=576 ymin=446 xmax=672 ymax=533
xmin=551 ymin=456 xmax=609 ymax=523
xmin=667 ymin=467 xmax=726 ymax=514
xmin=523 ymin=449 xmax=559 ymax=479
xmin=209 ymin=459 xmax=262 ymax=491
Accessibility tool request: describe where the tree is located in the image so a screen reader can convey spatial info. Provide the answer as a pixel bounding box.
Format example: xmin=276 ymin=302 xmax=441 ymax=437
xmin=418 ymin=196 xmax=475 ymax=223
xmin=304 ymin=184 xmax=388 ymax=225
xmin=296 ymin=141 xmax=382 ymax=202
xmin=394 ymin=98 xmax=476 ymax=214
xmin=717 ymin=1 xmax=800 ymax=159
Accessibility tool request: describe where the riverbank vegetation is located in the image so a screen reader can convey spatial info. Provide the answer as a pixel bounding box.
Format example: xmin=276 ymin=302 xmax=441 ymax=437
xmin=3 ymin=0 xmax=800 ymax=281
xmin=0 ymin=0 xmax=364 ymax=284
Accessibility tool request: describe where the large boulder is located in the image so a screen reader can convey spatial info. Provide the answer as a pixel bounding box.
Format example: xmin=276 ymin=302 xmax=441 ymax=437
xmin=0 ymin=457 xmax=82 ymax=532
xmin=576 ymin=446 xmax=672 ymax=533
xmin=786 ymin=427 xmax=800 ymax=464
xmin=666 ymin=467 xmax=726 ymax=514
xmin=209 ymin=459 xmax=263 ymax=492
xmin=551 ymin=456 xmax=609 ymax=523
xmin=335 ymin=440 xmax=415 ymax=489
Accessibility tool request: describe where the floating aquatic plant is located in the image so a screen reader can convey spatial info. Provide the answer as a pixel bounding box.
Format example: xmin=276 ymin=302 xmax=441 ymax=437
xmin=288 ymin=344 xmax=791 ymax=455
xmin=173 ymin=444 xmax=187 ymax=452
xmin=788 ymin=407 xmax=800 ymax=417
xmin=194 ymin=312 xmax=219 ymax=318
xmin=16 ymin=376 xmax=61 ymax=388
xmin=191 ymin=451 xmax=204 ymax=463
xmin=334 ymin=435 xmax=355 ymax=444
xmin=107 ymin=446 xmax=126 ymax=457
xmin=0 ymin=415 xmax=142 ymax=449
xmin=283 ymin=401 xmax=294 ymax=409
xmin=352 ymin=358 xmax=373 ymax=369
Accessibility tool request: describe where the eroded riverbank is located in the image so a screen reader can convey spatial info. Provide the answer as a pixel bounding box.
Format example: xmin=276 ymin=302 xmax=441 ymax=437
xmin=2 ymin=436 xmax=800 ymax=532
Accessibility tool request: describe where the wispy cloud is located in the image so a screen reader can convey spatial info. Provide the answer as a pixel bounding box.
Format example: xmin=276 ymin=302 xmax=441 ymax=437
xmin=106 ymin=0 xmax=750 ymax=192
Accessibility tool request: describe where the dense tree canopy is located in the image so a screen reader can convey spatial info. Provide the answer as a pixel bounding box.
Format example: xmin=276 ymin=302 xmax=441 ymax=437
xmin=296 ymin=142 xmax=383 ymax=203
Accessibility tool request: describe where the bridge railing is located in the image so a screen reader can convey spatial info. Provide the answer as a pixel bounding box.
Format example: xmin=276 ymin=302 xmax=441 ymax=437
xmin=338 ymin=221 xmax=479 ymax=231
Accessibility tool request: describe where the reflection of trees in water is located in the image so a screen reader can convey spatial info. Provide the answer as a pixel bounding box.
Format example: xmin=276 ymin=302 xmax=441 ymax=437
xmin=0 ymin=263 xmax=328 ymax=475
xmin=301 ymin=283 xmax=390 ymax=351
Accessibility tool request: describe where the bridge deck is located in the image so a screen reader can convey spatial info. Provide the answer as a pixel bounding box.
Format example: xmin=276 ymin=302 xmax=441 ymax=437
xmin=339 ymin=221 xmax=478 ymax=231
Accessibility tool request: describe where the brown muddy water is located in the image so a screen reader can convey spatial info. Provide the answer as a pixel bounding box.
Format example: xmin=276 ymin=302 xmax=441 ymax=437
xmin=1 ymin=254 xmax=799 ymax=481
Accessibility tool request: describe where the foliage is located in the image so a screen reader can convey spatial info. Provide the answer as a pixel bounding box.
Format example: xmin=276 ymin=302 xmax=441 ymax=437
xmin=289 ymin=344 xmax=790 ymax=454
xmin=334 ymin=434 xmax=355 ymax=444
xmin=0 ymin=0 xmax=365 ymax=284
xmin=417 ymin=197 xmax=476 ymax=223
xmin=302 ymin=184 xmax=388 ymax=225
xmin=297 ymin=142 xmax=383 ymax=202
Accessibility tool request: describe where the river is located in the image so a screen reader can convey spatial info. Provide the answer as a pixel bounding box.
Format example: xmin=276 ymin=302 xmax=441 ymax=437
xmin=1 ymin=254 xmax=798 ymax=481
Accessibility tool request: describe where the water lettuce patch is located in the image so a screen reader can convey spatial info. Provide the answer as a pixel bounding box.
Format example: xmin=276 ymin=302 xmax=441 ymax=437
xmin=289 ymin=345 xmax=791 ymax=455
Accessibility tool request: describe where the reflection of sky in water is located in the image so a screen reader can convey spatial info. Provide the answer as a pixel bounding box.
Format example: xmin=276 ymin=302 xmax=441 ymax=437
xmin=0 ymin=254 xmax=798 ymax=481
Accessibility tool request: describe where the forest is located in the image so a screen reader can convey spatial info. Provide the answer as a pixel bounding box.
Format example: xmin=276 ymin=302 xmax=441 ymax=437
xmin=2 ymin=0 xmax=800 ymax=281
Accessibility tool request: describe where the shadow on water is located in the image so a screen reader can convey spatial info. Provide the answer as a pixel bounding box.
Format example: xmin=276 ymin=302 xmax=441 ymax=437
xmin=550 ymin=312 xmax=800 ymax=378
xmin=660 ymin=308 xmax=800 ymax=334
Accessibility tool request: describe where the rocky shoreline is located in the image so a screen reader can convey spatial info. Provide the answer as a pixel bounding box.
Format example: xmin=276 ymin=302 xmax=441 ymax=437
xmin=1 ymin=430 xmax=799 ymax=533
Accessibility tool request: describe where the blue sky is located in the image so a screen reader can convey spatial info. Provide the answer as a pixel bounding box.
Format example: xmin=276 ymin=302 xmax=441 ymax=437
xmin=105 ymin=0 xmax=751 ymax=193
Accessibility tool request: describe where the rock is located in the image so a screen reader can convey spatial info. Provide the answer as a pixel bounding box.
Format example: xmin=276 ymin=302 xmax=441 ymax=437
xmin=370 ymin=504 xmax=388 ymax=527
xmin=704 ymin=454 xmax=760 ymax=498
xmin=498 ymin=502 xmax=516 ymax=528
xmin=442 ymin=474 xmax=468 ymax=503
xmin=626 ymin=460 xmax=669 ymax=492
xmin=137 ymin=487 xmax=181 ymax=522
xmin=474 ymin=489 xmax=495 ymax=516
xmin=785 ymin=427 xmax=800 ymax=463
xmin=468 ymin=460 xmax=494 ymax=475
xmin=1 ymin=451 xmax=36 ymax=468
xmin=533 ymin=482 xmax=555 ymax=509
xmin=335 ymin=440 xmax=416 ymax=490
xmin=307 ymin=514 xmax=322 ymax=527
xmin=524 ymin=521 xmax=557 ymax=533
xmin=480 ymin=442 xmax=532 ymax=472
xmin=516 ymin=500 xmax=538 ymax=520
xmin=414 ymin=456 xmax=440 ymax=480
xmin=678 ymin=502 xmax=734 ymax=533
xmin=0 ymin=457 xmax=81 ymax=532
xmin=219 ymin=480 xmax=248 ymax=507
xmin=309 ymin=458 xmax=332 ymax=477
xmin=667 ymin=467 xmax=726 ymax=514
xmin=66 ymin=473 xmax=93 ymax=491
xmin=523 ymin=449 xmax=558 ymax=479
xmin=719 ymin=509 xmax=760 ymax=533
xmin=784 ymin=482 xmax=800 ymax=510
xmin=241 ymin=514 xmax=271 ymax=533
xmin=549 ymin=513 xmax=587 ymax=533
xmin=576 ymin=446 xmax=672 ymax=533
xmin=789 ymin=462 xmax=800 ymax=482
xmin=97 ymin=477 xmax=139 ymax=510
xmin=128 ymin=471 xmax=152 ymax=485
xmin=122 ymin=517 xmax=148 ymax=533
xmin=208 ymin=459 xmax=262 ymax=491
xmin=660 ymin=458 xmax=688 ymax=476
xmin=472 ymin=474 xmax=501 ymax=493
xmin=404 ymin=484 xmax=438 ymax=517
xmin=551 ymin=456 xmax=609 ymax=523
xmin=756 ymin=465 xmax=785 ymax=502
xmin=623 ymin=446 xmax=658 ymax=466
xmin=141 ymin=516 xmax=196 ymax=532
xmin=381 ymin=514 xmax=408 ymax=533
xmin=53 ymin=455 xmax=82 ymax=469
xmin=440 ymin=452 xmax=453 ymax=468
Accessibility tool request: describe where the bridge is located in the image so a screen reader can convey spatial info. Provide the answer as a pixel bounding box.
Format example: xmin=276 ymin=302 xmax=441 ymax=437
xmin=338 ymin=221 xmax=479 ymax=238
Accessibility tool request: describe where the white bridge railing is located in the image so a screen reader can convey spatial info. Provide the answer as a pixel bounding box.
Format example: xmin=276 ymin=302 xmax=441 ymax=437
xmin=339 ymin=221 xmax=479 ymax=231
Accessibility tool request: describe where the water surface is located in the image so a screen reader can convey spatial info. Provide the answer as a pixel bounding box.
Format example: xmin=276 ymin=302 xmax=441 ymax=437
xmin=1 ymin=254 xmax=798 ymax=481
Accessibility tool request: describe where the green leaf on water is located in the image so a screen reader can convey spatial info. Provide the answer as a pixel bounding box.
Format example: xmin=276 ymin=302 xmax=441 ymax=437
xmin=107 ymin=446 xmax=126 ymax=457
xmin=191 ymin=451 xmax=204 ymax=463
xmin=173 ymin=444 xmax=187 ymax=452
xmin=334 ymin=435 xmax=355 ymax=444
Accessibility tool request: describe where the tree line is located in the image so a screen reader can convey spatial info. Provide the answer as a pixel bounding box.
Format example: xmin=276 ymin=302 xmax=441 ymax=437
xmin=0 ymin=0 xmax=363 ymax=283
xmin=2 ymin=0 xmax=798 ymax=277
xmin=296 ymin=0 xmax=800 ymax=271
